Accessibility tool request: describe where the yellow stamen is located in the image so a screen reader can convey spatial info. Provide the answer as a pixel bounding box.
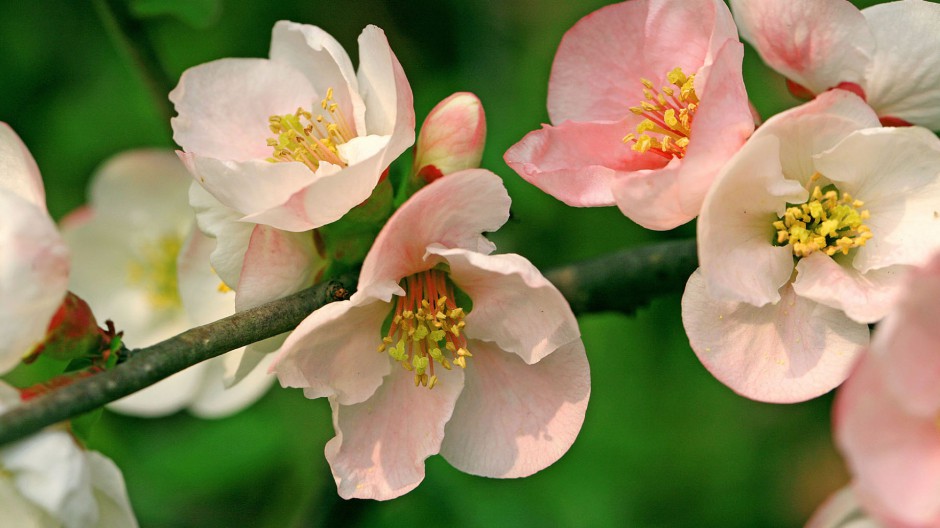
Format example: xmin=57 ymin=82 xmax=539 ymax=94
xmin=266 ymin=87 xmax=354 ymax=171
xmin=624 ymin=67 xmax=699 ymax=160
xmin=127 ymin=235 xmax=183 ymax=309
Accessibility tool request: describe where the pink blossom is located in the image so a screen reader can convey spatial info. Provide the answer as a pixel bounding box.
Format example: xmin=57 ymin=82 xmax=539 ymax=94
xmin=682 ymin=91 xmax=940 ymax=403
xmin=834 ymin=252 xmax=940 ymax=527
xmin=0 ymin=123 xmax=70 ymax=375
xmin=731 ymin=0 xmax=940 ymax=129
xmin=171 ymin=21 xmax=414 ymax=233
xmin=504 ymin=0 xmax=754 ymax=230
xmin=272 ymin=169 xmax=589 ymax=500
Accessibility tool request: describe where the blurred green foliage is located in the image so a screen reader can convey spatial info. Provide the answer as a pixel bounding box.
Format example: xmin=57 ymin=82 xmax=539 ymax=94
xmin=1 ymin=0 xmax=901 ymax=525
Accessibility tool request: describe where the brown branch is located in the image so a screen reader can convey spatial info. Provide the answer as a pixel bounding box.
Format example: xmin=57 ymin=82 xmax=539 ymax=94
xmin=0 ymin=239 xmax=698 ymax=447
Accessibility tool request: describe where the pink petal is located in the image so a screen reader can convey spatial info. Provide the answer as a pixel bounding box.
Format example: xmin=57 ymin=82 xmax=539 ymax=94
xmin=730 ymin=0 xmax=874 ymax=95
xmin=426 ymin=246 xmax=579 ymax=364
xmin=414 ymin=92 xmax=486 ymax=177
xmin=0 ymin=192 xmax=69 ymax=374
xmin=0 ymin=123 xmax=45 ymax=209
xmin=273 ymin=291 xmax=392 ymax=406
xmin=867 ymin=253 xmax=940 ymax=417
xmin=234 ymin=224 xmax=322 ymax=312
xmin=547 ymin=0 xmax=650 ymax=123
xmin=642 ymin=0 xmax=736 ymax=79
xmin=356 ymin=25 xmax=415 ymax=160
xmin=863 ymin=0 xmax=940 ymax=130
xmin=439 ymin=339 xmax=589 ymax=478
xmin=835 ymin=355 xmax=940 ymax=526
xmin=682 ymin=270 xmax=868 ymax=403
xmin=358 ymin=169 xmax=509 ymax=289
xmin=325 ymin=366 xmax=464 ymax=500
xmin=170 ymin=58 xmax=318 ymax=162
xmin=697 ymin=134 xmax=805 ymax=307
xmin=504 ymin=118 xmax=662 ymax=208
xmin=269 ymin=21 xmax=365 ymax=135
xmin=813 ymin=127 xmax=940 ymax=274
xmin=179 ymin=153 xmax=318 ymax=231
xmin=793 ymin=254 xmax=909 ymax=324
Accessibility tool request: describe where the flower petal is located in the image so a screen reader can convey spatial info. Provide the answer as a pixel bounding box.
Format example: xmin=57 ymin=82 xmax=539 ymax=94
xmin=325 ymin=366 xmax=463 ymax=500
xmin=682 ymin=270 xmax=868 ymax=403
xmin=835 ymin=355 xmax=940 ymax=526
xmin=273 ymin=291 xmax=392 ymax=406
xmin=269 ymin=21 xmax=365 ymax=135
xmin=233 ymin=224 xmax=321 ymax=312
xmin=0 ymin=123 xmax=45 ymax=209
xmin=697 ymin=134 xmax=804 ymax=306
xmin=863 ymin=0 xmax=940 ymax=130
xmin=108 ymin=365 xmax=206 ymax=417
xmin=187 ymin=354 xmax=275 ymax=419
xmin=805 ymin=486 xmax=882 ymax=528
xmin=179 ymin=153 xmax=318 ymax=231
xmin=188 ymin=182 xmax=254 ymax=290
xmin=427 ymin=246 xmax=579 ymax=364
xmin=547 ymin=0 xmax=650 ymax=123
xmin=793 ymin=254 xmax=909 ymax=324
xmin=356 ymin=25 xmax=415 ymax=161
xmin=85 ymin=451 xmax=139 ymax=528
xmin=170 ymin=58 xmax=318 ymax=162
xmin=643 ymin=0 xmax=737 ymax=79
xmin=867 ymin=253 xmax=940 ymax=417
xmin=505 ymin=118 xmax=663 ymax=208
xmin=439 ymin=339 xmax=588 ymax=478
xmin=730 ymin=0 xmax=874 ymax=94
xmin=358 ymin=169 xmax=509 ymax=289
xmin=0 ymin=191 xmax=69 ymax=374
xmin=813 ymin=126 xmax=940 ymax=273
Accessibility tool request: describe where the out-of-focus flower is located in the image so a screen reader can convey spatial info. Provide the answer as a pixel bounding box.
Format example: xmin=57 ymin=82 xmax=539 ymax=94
xmin=834 ymin=252 xmax=940 ymax=527
xmin=273 ymin=169 xmax=589 ymax=500
xmin=504 ymin=0 xmax=753 ymax=230
xmin=731 ymin=0 xmax=940 ymax=129
xmin=0 ymin=382 xmax=138 ymax=528
xmin=0 ymin=123 xmax=70 ymax=375
xmin=412 ymin=92 xmax=486 ymax=184
xmin=61 ymin=150 xmax=273 ymax=418
xmin=681 ymin=90 xmax=940 ymax=403
xmin=171 ymin=20 xmax=415 ymax=233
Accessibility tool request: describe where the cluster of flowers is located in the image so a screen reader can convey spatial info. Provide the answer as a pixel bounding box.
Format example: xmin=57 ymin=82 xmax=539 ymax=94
xmin=1 ymin=0 xmax=939 ymax=525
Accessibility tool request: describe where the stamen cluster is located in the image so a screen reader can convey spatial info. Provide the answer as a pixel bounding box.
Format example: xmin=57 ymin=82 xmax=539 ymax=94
xmin=266 ymin=88 xmax=354 ymax=170
xmin=623 ymin=67 xmax=699 ymax=159
xmin=377 ymin=269 xmax=471 ymax=389
xmin=127 ymin=236 xmax=183 ymax=309
xmin=773 ymin=175 xmax=872 ymax=258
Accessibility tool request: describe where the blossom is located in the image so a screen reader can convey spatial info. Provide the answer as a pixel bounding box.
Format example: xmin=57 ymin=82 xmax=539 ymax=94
xmin=0 ymin=382 xmax=138 ymax=527
xmin=504 ymin=0 xmax=754 ymax=230
xmin=61 ymin=150 xmax=273 ymax=418
xmin=681 ymin=90 xmax=940 ymax=403
xmin=412 ymin=92 xmax=486 ymax=184
xmin=730 ymin=0 xmax=940 ymax=129
xmin=170 ymin=20 xmax=415 ymax=233
xmin=834 ymin=252 xmax=940 ymax=527
xmin=0 ymin=123 xmax=70 ymax=375
xmin=272 ymin=169 xmax=589 ymax=500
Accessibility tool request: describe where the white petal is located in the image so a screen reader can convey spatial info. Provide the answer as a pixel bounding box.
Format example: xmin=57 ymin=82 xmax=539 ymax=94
xmin=0 ymin=123 xmax=45 ymax=209
xmin=793 ymin=254 xmax=910 ymax=324
xmin=188 ymin=182 xmax=253 ymax=290
xmin=85 ymin=451 xmax=139 ymax=528
xmin=170 ymin=58 xmax=317 ymax=162
xmin=698 ymin=134 xmax=804 ymax=306
xmin=107 ymin=364 xmax=206 ymax=417
xmin=427 ymin=246 xmax=580 ymax=364
xmin=440 ymin=339 xmax=589 ymax=478
xmin=682 ymin=270 xmax=868 ymax=403
xmin=863 ymin=0 xmax=940 ymax=129
xmin=187 ymin=353 xmax=275 ymax=418
xmin=813 ymin=127 xmax=940 ymax=272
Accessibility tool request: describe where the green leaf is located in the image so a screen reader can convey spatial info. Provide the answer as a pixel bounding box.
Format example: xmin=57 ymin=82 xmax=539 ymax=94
xmin=129 ymin=0 xmax=221 ymax=28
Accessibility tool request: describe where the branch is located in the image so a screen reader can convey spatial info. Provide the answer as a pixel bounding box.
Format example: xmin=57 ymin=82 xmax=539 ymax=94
xmin=0 ymin=239 xmax=698 ymax=447
xmin=0 ymin=277 xmax=353 ymax=446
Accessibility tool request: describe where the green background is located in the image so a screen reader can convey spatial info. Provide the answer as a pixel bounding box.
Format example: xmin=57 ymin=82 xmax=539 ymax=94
xmin=0 ymin=0 xmax=901 ymax=526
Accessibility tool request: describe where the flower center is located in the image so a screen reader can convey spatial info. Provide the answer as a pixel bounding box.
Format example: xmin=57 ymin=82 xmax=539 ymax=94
xmin=266 ymin=88 xmax=354 ymax=171
xmin=377 ymin=268 xmax=471 ymax=389
xmin=772 ymin=173 xmax=872 ymax=258
xmin=623 ymin=67 xmax=699 ymax=160
xmin=127 ymin=235 xmax=183 ymax=309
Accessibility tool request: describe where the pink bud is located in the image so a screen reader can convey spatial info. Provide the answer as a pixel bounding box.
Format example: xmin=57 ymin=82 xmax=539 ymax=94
xmin=27 ymin=292 xmax=103 ymax=363
xmin=413 ymin=92 xmax=486 ymax=184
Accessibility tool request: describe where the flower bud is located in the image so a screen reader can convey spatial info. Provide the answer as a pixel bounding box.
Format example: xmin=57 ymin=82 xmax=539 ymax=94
xmin=27 ymin=292 xmax=103 ymax=363
xmin=413 ymin=92 xmax=486 ymax=184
